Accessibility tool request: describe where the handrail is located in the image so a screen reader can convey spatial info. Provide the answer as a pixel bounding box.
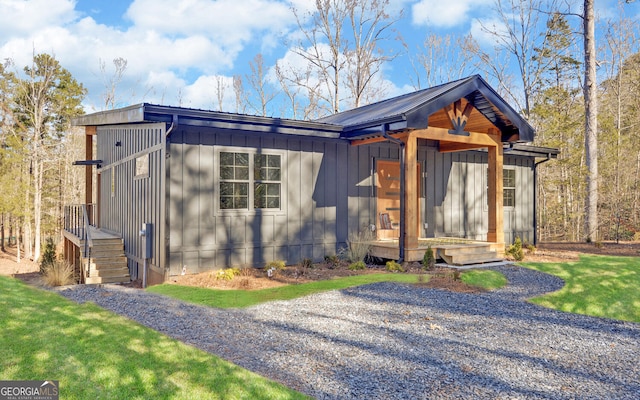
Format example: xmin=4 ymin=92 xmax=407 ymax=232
xmin=81 ymin=204 xmax=93 ymax=280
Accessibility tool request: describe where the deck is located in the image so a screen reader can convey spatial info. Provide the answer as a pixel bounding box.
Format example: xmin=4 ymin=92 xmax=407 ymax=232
xmin=368 ymin=238 xmax=504 ymax=265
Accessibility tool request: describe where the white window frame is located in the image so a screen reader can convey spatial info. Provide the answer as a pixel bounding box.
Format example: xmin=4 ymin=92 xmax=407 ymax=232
xmin=215 ymin=147 xmax=286 ymax=215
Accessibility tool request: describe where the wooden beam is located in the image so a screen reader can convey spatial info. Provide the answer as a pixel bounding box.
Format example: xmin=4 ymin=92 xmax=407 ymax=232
xmin=403 ymin=132 xmax=419 ymax=250
xmin=413 ymin=126 xmax=497 ymax=148
xmin=486 ymin=128 xmax=504 ymax=245
xmin=350 ymin=131 xmax=409 ymax=146
xmin=438 ymin=142 xmax=488 ymax=153
xmin=85 ymin=127 xmax=94 ymax=205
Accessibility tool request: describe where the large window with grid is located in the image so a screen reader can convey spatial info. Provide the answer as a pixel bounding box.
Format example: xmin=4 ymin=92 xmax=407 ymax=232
xmin=219 ymin=151 xmax=282 ymax=210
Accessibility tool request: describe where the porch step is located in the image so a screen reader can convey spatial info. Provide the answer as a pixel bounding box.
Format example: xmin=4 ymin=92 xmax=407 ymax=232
xmin=81 ymin=236 xmax=130 ymax=284
xmin=438 ymin=244 xmax=503 ymax=266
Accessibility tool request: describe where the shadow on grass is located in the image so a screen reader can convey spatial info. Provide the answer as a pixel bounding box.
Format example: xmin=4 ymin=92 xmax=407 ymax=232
xmin=0 ymin=276 xmax=307 ymax=400
xmin=522 ymin=255 xmax=640 ymax=323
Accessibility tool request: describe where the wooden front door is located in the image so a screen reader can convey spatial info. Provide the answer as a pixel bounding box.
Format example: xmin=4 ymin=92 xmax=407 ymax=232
xmin=376 ymin=160 xmax=420 ymax=240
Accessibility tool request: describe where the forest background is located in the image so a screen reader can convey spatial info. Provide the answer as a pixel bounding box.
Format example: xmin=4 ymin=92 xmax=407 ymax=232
xmin=1 ymin=0 xmax=639 ymax=262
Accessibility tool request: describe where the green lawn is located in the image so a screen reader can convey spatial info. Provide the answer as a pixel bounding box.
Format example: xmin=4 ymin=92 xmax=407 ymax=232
xmin=460 ymin=269 xmax=508 ymax=290
xmin=148 ymin=273 xmax=421 ymax=308
xmin=0 ymin=276 xmax=307 ymax=400
xmin=522 ymin=255 xmax=640 ymax=323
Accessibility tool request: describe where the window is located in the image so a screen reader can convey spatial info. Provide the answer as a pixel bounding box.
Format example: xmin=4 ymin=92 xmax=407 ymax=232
xmin=486 ymin=167 xmax=516 ymax=208
xmin=503 ymin=168 xmax=516 ymax=207
xmin=219 ymin=151 xmax=281 ymax=210
xmin=135 ymin=154 xmax=149 ymax=178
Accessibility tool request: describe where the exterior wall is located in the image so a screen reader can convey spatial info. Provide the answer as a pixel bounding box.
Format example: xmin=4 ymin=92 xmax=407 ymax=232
xmin=167 ymin=126 xmax=404 ymax=274
xmin=96 ymin=123 xmax=166 ymax=282
xmin=421 ymin=147 xmax=534 ymax=244
xmin=167 ymin=128 xmax=535 ymax=274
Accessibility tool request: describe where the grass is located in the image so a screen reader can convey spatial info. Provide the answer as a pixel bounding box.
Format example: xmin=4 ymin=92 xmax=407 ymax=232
xmin=521 ymin=255 xmax=640 ymax=323
xmin=148 ymin=273 xmax=421 ymax=308
xmin=460 ymin=269 xmax=508 ymax=290
xmin=0 ymin=276 xmax=308 ymax=400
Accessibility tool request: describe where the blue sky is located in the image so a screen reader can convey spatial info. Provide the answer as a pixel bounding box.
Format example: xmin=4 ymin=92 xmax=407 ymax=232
xmin=1 ymin=0 xmax=638 ymax=115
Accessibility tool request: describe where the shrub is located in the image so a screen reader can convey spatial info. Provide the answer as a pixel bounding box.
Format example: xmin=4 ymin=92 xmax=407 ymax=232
xmin=216 ymin=267 xmax=240 ymax=281
xmin=42 ymin=261 xmax=74 ymax=287
xmin=385 ymin=260 xmax=405 ymax=273
xmin=40 ymin=237 xmax=57 ymax=274
xmin=300 ymin=258 xmax=314 ymax=269
xmin=346 ymin=228 xmax=374 ymax=262
xmin=348 ymin=261 xmax=366 ymax=271
xmin=422 ymin=245 xmax=436 ymax=271
xmin=506 ymin=237 xmax=524 ymax=261
xmin=265 ymin=260 xmax=286 ymax=271
xmin=324 ymin=254 xmax=340 ymax=269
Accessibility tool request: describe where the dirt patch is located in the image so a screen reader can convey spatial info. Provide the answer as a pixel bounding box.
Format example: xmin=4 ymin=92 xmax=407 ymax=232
xmin=0 ymin=246 xmax=41 ymax=285
xmin=523 ymin=241 xmax=640 ymax=263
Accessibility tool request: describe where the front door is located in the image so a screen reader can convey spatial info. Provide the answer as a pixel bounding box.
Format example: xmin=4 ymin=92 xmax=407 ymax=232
xmin=376 ymin=160 xmax=420 ymax=240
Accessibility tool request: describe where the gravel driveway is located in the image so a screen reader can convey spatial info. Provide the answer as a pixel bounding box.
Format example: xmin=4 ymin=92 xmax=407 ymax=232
xmin=59 ymin=265 xmax=640 ymax=399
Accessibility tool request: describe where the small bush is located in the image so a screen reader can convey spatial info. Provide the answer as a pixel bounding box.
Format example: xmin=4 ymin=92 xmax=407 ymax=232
xmin=422 ymin=245 xmax=436 ymax=271
xmin=40 ymin=238 xmax=57 ymax=274
xmin=324 ymin=254 xmax=340 ymax=269
xmin=525 ymin=243 xmax=536 ymax=254
xmin=216 ymin=267 xmax=240 ymax=281
xmin=265 ymin=260 xmax=286 ymax=271
xmin=346 ymin=228 xmax=374 ymax=262
xmin=348 ymin=261 xmax=367 ymax=271
xmin=506 ymin=237 xmax=524 ymax=261
xmin=42 ymin=261 xmax=74 ymax=287
xmin=300 ymin=258 xmax=314 ymax=269
xmin=385 ymin=260 xmax=405 ymax=273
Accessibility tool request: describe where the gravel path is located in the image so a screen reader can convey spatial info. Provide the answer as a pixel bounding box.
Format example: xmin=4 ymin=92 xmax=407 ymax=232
xmin=58 ymin=265 xmax=640 ymax=399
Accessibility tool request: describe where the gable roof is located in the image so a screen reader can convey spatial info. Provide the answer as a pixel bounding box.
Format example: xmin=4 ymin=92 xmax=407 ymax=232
xmin=317 ymin=75 xmax=534 ymax=143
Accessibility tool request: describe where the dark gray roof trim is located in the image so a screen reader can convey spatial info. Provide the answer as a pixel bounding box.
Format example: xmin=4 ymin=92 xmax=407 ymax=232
xmin=73 ymin=104 xmax=343 ymax=139
xmin=509 ymin=144 xmax=560 ymax=158
xmin=316 ymin=75 xmax=535 ymax=143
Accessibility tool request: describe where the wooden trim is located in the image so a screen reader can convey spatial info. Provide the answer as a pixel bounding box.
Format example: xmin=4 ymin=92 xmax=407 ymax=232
xmin=487 ymin=128 xmax=504 ymax=245
xmin=85 ymin=128 xmax=93 ymax=205
xmin=403 ymin=132 xmax=419 ymax=249
xmin=413 ymin=126 xmax=498 ymax=148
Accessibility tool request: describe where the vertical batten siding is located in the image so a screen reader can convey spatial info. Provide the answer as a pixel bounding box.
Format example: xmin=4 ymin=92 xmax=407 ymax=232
xmin=97 ymin=123 xmax=165 ymax=279
xmin=168 ymin=127 xmax=359 ymax=274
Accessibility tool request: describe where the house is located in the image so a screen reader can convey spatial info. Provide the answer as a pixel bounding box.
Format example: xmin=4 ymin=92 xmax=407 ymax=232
xmin=62 ymin=75 xmax=558 ymax=285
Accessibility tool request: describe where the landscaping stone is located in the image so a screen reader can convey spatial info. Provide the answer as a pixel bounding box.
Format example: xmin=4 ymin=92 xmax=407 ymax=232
xmin=59 ymin=265 xmax=640 ymax=399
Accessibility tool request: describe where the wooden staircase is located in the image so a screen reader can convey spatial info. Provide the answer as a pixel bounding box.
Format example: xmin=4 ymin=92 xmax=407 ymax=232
xmin=81 ymin=237 xmax=130 ymax=284
xmin=438 ymin=243 xmax=503 ymax=266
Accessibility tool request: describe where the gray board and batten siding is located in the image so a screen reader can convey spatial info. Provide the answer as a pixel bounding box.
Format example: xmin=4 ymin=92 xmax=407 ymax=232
xmin=96 ymin=122 xmax=167 ymax=281
xmin=167 ymin=125 xmax=536 ymax=275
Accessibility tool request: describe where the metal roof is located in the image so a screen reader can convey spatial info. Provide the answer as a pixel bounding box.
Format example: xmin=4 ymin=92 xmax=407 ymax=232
xmin=74 ymin=76 xmax=535 ymax=143
xmin=73 ymin=103 xmax=344 ymax=139
xmin=316 ymin=75 xmax=535 ymax=143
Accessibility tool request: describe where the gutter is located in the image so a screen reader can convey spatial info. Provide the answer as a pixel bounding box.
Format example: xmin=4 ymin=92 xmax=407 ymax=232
xmin=381 ymin=124 xmax=405 ymax=263
xmin=533 ymin=154 xmax=553 ymax=245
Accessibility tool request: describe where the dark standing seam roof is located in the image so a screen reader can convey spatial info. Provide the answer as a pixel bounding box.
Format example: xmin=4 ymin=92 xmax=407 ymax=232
xmin=316 ymin=75 xmax=535 ymax=143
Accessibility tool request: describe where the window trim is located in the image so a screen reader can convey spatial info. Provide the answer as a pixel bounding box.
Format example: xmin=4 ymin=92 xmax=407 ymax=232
xmin=215 ymin=147 xmax=286 ymax=215
xmin=485 ymin=166 xmax=517 ymax=210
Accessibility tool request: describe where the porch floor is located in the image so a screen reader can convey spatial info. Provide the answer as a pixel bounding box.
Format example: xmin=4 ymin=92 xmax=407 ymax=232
xmin=368 ymin=237 xmax=504 ymax=265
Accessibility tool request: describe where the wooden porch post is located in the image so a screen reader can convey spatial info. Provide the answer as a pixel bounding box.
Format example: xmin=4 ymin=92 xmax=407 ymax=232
xmin=85 ymin=126 xmax=96 ymax=206
xmin=487 ymin=129 xmax=504 ymax=245
xmin=403 ymin=132 xmax=419 ymax=250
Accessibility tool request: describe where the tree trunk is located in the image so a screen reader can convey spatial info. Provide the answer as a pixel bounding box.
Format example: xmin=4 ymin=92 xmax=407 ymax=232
xmin=583 ymin=0 xmax=598 ymax=241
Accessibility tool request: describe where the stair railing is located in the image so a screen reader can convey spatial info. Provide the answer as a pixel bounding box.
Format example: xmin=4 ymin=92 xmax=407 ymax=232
xmin=81 ymin=204 xmax=94 ymax=280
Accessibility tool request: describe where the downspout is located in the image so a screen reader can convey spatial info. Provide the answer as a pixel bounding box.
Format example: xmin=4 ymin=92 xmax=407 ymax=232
xmin=381 ymin=124 xmax=405 ymax=263
xmin=156 ymin=115 xmax=178 ymax=285
xmin=533 ymin=154 xmax=552 ymax=245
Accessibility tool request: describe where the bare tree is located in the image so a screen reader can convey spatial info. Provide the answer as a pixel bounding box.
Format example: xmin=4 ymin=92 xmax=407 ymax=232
xmin=100 ymin=57 xmax=128 ymax=110
xmin=289 ymin=0 xmax=401 ymax=115
xmin=408 ymin=33 xmax=479 ymax=90
xmin=582 ymin=0 xmax=598 ymax=241
xmin=214 ymin=76 xmax=227 ymax=112
xmin=232 ymin=75 xmax=246 ymax=114
xmin=246 ymin=54 xmax=277 ymax=117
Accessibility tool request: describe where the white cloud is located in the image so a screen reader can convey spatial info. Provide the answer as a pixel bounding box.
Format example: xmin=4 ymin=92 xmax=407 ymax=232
xmin=0 ymin=0 xmax=77 ymax=37
xmin=412 ymin=0 xmax=491 ymax=28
